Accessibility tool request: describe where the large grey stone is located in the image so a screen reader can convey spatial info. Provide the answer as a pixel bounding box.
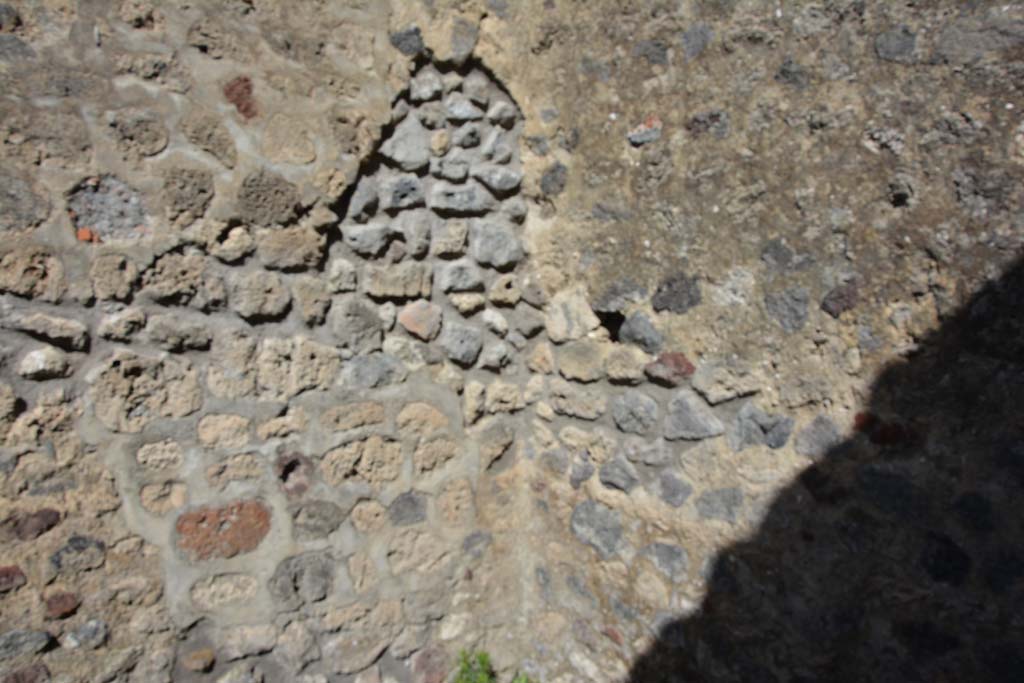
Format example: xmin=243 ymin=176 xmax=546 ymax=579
xmin=599 ymin=457 xmax=639 ymax=493
xmin=619 ymin=312 xmax=663 ymax=354
xmin=469 ymin=220 xmax=523 ymax=270
xmin=440 ymin=259 xmax=484 ymax=292
xmin=388 ymin=491 xmax=427 ymax=526
xmin=656 ymin=471 xmax=693 ymax=508
xmin=380 ymin=115 xmax=431 ymax=171
xmin=794 ymin=414 xmax=841 ymax=460
xmin=664 ymin=389 xmax=724 ymax=440
xmin=439 ymin=322 xmax=483 ymax=366
xmin=696 ymin=487 xmax=743 ymax=522
xmin=644 ymin=542 xmax=688 ymax=579
xmin=764 ymin=287 xmax=810 ymax=333
xmin=729 ymin=403 xmax=794 ymax=451
xmin=472 ymin=164 xmax=522 ymax=194
xmin=341 ymin=353 xmax=408 ymax=388
xmin=379 ymin=173 xmax=425 ymax=212
xmin=611 ymin=390 xmax=659 ymax=435
xmin=444 ymin=93 xmax=485 ymax=121
xmin=570 ymin=500 xmax=622 ymax=559
xmin=268 ymin=552 xmax=334 ymax=611
xmin=410 ymin=65 xmax=443 ymax=102
xmin=0 ymin=629 xmax=53 ymax=660
xmin=329 ymin=298 xmax=383 ymax=354
xmin=343 ymin=222 xmax=392 ymax=257
xmin=429 ymin=181 xmax=497 ymax=215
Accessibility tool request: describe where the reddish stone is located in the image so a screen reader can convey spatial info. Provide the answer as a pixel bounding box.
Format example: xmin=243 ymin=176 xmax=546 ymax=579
xmin=0 ymin=565 xmax=26 ymax=593
xmin=644 ymin=352 xmax=696 ymax=387
xmin=44 ymin=591 xmax=80 ymax=619
xmin=398 ymin=300 xmax=443 ymax=341
xmin=175 ymin=499 xmax=271 ymax=562
xmin=853 ymin=411 xmax=876 ymax=433
xmin=3 ymin=664 xmax=50 ymax=683
xmin=223 ymin=76 xmax=257 ymax=120
xmin=4 ymin=508 xmax=61 ymax=541
xmin=411 ymin=646 xmax=447 ymax=683
xmin=603 ymin=625 xmax=624 ymax=646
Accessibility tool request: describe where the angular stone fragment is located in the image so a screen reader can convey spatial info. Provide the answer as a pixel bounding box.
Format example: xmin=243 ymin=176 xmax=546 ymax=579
xmin=619 ymin=312 xmax=662 ymax=353
xmin=664 ymin=388 xmax=724 ymax=440
xmin=190 ymin=573 xmax=260 ymax=611
xmin=691 ymin=359 xmax=762 ymax=404
xmin=431 ymin=219 xmax=468 ymax=257
xmin=411 ymin=65 xmax=443 ymax=102
xmin=0 ymin=246 xmax=65 ymax=302
xmin=794 ymin=414 xmax=842 ymax=460
xmin=611 ymin=390 xmax=659 ymax=435
xmin=389 ymin=491 xmax=428 ymax=526
xmin=546 ymin=288 xmax=600 ymax=343
xmin=142 ymin=252 xmax=225 ymax=310
xmin=413 ymin=438 xmax=458 ymax=473
xmin=256 ymin=226 xmax=325 ymax=270
xmin=329 ymin=298 xmax=383 ymax=354
xmin=145 ymin=314 xmax=211 ymax=351
xmin=429 ymin=181 xmax=497 ymax=215
xmin=0 ymin=630 xmax=53 ymax=661
xmin=557 ymin=340 xmax=606 ymax=383
xmin=599 ymin=457 xmax=639 ymax=493
xmin=445 ymin=93 xmax=484 ymax=121
xmin=230 ymin=271 xmax=290 ymax=322
xmin=237 ymin=169 xmax=298 ymax=226
xmin=269 ymin=552 xmax=334 ymax=610
xmin=440 ymin=259 xmax=484 ymax=292
xmin=729 ymin=403 xmax=794 ymax=451
xmin=479 ymin=341 xmax=511 ymax=370
xmin=363 ymin=263 xmax=432 ymax=300
xmin=398 ymin=300 xmax=443 ymax=340
xmin=469 ymin=220 xmax=523 ymax=270
xmin=439 ymin=322 xmax=483 ymax=366
xmin=644 ymin=543 xmax=688 ymax=579
xmin=652 ymin=273 xmax=701 ymax=314
xmin=381 ymin=115 xmax=431 ymax=171
xmin=656 ymin=471 xmax=693 ymax=508
xmin=765 ymin=286 xmax=810 ymax=333
xmin=0 ymin=565 xmax=26 ymax=594
xmin=344 ymin=222 xmax=391 ymax=256
xmin=91 ymin=351 xmax=202 ymax=432
xmin=570 ymin=500 xmax=622 ymax=559
xmin=221 ymin=624 xmax=278 ymax=661
xmin=696 ymin=487 xmax=743 ymax=522
xmin=322 ymin=436 xmax=403 ymax=487
xmin=549 ymin=378 xmax=606 ymax=420
xmin=341 ymin=353 xmax=407 ymax=388
xmin=472 ymin=164 xmax=522 ymax=194
xmin=175 ymin=499 xmax=271 ymax=562
xmin=645 ymin=352 xmax=696 ymax=387
xmin=380 ymin=173 xmax=425 ymax=211
xmin=17 ymin=346 xmax=69 ymax=380
xmin=48 ymin=535 xmax=105 ymax=576
xmin=4 ymin=311 xmax=88 ymax=351
xmin=90 ymin=253 xmax=138 ymax=301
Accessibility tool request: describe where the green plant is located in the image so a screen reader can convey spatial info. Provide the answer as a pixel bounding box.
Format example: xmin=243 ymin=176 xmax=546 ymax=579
xmin=454 ymin=650 xmax=537 ymax=683
xmin=455 ymin=651 xmax=496 ymax=683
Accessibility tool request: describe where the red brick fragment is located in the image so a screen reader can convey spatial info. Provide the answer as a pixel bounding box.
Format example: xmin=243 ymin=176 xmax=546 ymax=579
xmin=175 ymin=499 xmax=271 ymax=562
xmin=644 ymin=351 xmax=696 ymax=387
xmin=4 ymin=508 xmax=61 ymax=541
xmin=0 ymin=565 xmax=26 ymax=593
xmin=223 ymin=76 xmax=257 ymax=120
xmin=44 ymin=590 xmax=81 ymax=619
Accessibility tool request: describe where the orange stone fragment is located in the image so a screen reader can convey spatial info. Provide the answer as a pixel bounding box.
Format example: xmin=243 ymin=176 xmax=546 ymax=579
xmin=175 ymin=499 xmax=271 ymax=562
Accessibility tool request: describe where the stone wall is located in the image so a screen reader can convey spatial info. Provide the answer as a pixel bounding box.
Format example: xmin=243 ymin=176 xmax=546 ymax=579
xmin=1 ymin=1 xmax=1023 ymax=682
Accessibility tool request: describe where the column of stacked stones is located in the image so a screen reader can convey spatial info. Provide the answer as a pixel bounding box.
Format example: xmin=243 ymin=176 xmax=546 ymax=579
xmin=0 ymin=39 xmax=819 ymax=683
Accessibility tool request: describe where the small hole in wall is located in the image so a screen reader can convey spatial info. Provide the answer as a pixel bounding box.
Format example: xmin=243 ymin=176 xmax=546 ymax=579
xmin=279 ymin=458 xmax=301 ymax=484
xmin=596 ymin=310 xmax=625 ymax=342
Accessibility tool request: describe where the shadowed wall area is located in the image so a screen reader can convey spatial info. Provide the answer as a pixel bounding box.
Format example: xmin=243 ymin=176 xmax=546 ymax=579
xmin=628 ymin=258 xmax=1024 ymax=682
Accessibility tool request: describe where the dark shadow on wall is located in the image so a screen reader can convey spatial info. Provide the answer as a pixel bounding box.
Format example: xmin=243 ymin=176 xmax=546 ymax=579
xmin=627 ymin=257 xmax=1024 ymax=683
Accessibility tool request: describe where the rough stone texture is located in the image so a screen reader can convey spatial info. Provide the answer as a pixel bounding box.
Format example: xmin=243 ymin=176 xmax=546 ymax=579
xmin=664 ymin=388 xmax=725 ymax=440
xmin=175 ymin=500 xmax=271 ymax=562
xmin=0 ymin=5 xmax=1019 ymax=683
